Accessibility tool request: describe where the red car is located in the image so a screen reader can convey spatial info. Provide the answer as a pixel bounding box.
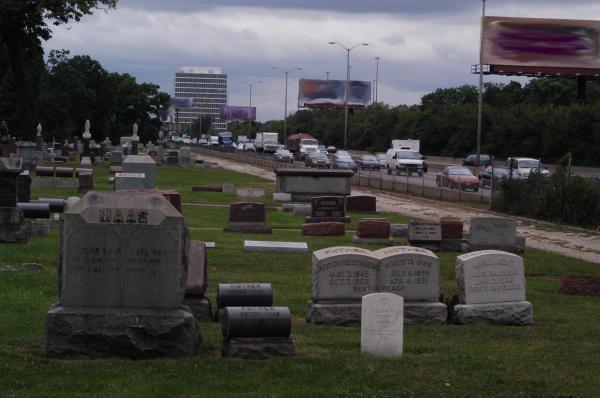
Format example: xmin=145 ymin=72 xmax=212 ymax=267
xmin=436 ymin=166 xmax=479 ymax=192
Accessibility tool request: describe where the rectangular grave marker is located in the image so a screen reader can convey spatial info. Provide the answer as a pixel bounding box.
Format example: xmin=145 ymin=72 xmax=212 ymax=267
xmin=361 ymin=293 xmax=403 ymax=358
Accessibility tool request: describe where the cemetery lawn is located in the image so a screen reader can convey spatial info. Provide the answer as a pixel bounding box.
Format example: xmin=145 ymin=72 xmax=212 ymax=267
xmin=1 ymin=162 xmax=599 ymax=397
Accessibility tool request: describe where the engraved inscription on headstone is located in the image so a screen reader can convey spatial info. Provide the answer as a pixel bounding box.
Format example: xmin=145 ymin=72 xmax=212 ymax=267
xmin=311 ymin=246 xmax=379 ymax=301
xmin=375 ymin=246 xmax=439 ymax=301
xmin=408 ymin=220 xmax=442 ymax=242
xmin=311 ymin=196 xmax=345 ymax=218
xmin=456 ymin=250 xmax=526 ymax=304
xmin=228 ymin=202 xmax=266 ymax=223
xmin=468 ymin=218 xmax=516 ymax=248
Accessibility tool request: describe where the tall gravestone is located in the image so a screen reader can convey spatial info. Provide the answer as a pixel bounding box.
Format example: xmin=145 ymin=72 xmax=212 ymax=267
xmin=122 ymin=155 xmax=157 ymax=189
xmin=453 ymin=250 xmax=533 ymax=325
xmin=44 ymin=191 xmax=200 ymax=357
xmin=361 ymin=293 xmax=403 ymax=358
xmin=182 ymin=241 xmax=212 ymax=321
xmin=0 ymin=158 xmax=28 ymax=244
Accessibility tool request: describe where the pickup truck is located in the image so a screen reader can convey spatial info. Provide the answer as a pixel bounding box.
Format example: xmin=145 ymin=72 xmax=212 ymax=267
xmin=385 ymin=148 xmax=425 ymax=176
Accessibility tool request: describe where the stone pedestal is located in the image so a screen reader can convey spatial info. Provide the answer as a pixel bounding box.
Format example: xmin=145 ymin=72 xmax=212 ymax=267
xmin=306 ymin=300 xmax=361 ymax=326
xmin=222 ymin=337 xmax=295 ymax=359
xmin=45 ymin=305 xmax=201 ymax=358
xmin=452 ymin=301 xmax=533 ymax=325
xmin=404 ymin=302 xmax=447 ymax=325
xmin=17 ymin=141 xmax=37 ymax=171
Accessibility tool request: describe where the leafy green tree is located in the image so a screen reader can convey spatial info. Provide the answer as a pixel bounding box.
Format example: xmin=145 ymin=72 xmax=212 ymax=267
xmin=0 ymin=0 xmax=117 ymax=140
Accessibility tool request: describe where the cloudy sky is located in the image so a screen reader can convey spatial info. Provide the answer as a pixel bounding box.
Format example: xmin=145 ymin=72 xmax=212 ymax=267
xmin=44 ymin=0 xmax=600 ymax=121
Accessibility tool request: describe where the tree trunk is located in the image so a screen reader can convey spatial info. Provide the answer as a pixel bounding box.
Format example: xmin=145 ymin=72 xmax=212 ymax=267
xmin=1 ymin=28 xmax=34 ymax=141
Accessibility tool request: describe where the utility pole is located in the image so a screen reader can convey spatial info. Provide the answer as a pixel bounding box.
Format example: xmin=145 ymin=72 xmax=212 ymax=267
xmin=476 ymin=0 xmax=486 ymax=166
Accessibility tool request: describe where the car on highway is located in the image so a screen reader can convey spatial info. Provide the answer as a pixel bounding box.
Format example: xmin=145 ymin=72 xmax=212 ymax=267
xmin=326 ymin=146 xmax=337 ymax=154
xmin=375 ymin=153 xmax=387 ymax=167
xmin=240 ymin=142 xmax=256 ymax=152
xmin=273 ymin=149 xmax=294 ymax=163
xmin=198 ymin=138 xmax=208 ymax=145
xmin=436 ymin=166 xmax=480 ymax=192
xmin=317 ymin=145 xmax=327 ymax=153
xmin=506 ymin=157 xmax=551 ymax=178
xmin=305 ymin=151 xmax=330 ymax=168
xmin=357 ymin=154 xmax=381 ymax=171
xmin=478 ymin=166 xmax=522 ymax=188
xmin=331 ymin=153 xmax=357 ymax=171
xmin=463 ymin=153 xmax=492 ymax=167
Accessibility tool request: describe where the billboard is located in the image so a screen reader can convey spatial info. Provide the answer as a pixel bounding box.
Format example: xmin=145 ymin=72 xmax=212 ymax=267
xmin=219 ymin=105 xmax=256 ymax=121
xmin=482 ymin=16 xmax=600 ymax=76
xmin=298 ymin=79 xmax=372 ymax=109
xmin=170 ymin=97 xmax=193 ymax=108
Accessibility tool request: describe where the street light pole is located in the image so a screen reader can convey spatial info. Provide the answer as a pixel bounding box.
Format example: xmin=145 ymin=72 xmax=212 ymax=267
xmin=374 ymin=56 xmax=380 ymax=103
xmin=329 ymin=41 xmax=369 ymax=150
xmin=326 ymin=71 xmax=330 ymax=80
xmin=273 ymin=67 xmax=301 ymax=142
xmin=476 ymin=0 xmax=486 ymax=166
xmin=240 ymin=81 xmax=262 ymax=137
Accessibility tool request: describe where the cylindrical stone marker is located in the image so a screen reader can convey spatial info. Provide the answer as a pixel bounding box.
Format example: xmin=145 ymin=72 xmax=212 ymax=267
xmin=17 ymin=202 xmax=50 ymax=218
xmin=221 ymin=306 xmax=292 ymax=339
xmin=37 ymin=198 xmax=65 ymax=213
xmin=54 ymin=167 xmax=75 ymax=178
xmin=217 ymin=283 xmax=273 ymax=309
xmin=35 ymin=166 xmax=54 ymax=177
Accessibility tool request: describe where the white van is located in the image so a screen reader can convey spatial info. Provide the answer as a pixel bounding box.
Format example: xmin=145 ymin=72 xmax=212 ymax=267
xmin=386 ymin=148 xmax=425 ymax=176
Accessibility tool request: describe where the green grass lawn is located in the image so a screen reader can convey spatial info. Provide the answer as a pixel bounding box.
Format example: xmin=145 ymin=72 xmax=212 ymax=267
xmin=1 ymin=161 xmax=599 ymax=397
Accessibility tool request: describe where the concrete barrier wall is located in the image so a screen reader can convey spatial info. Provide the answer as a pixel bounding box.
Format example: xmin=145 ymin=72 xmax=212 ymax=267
xmin=191 ymin=146 xmax=490 ymax=204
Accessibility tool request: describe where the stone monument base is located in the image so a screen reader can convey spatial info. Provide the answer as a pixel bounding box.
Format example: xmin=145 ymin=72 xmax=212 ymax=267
xmin=304 ymin=216 xmax=351 ymax=223
xmin=404 ymin=302 xmax=447 ymax=324
xmin=182 ymin=296 xmax=212 ymax=322
xmin=307 ymin=300 xmax=448 ymax=325
xmin=222 ymin=337 xmax=295 ymax=359
xmin=452 ymin=301 xmax=533 ymax=325
xmin=223 ymin=225 xmax=272 ymax=234
xmin=440 ymin=239 xmax=464 ymax=252
xmin=44 ymin=304 xmax=201 ymax=358
xmin=0 ymin=207 xmax=29 ymax=244
xmin=306 ymin=300 xmax=361 ymax=325
xmin=409 ymin=242 xmax=441 ymax=252
xmin=351 ymin=236 xmax=394 ymax=246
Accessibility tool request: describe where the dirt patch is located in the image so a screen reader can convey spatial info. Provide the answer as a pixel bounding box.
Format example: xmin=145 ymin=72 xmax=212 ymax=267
xmin=559 ymin=277 xmax=600 ymax=297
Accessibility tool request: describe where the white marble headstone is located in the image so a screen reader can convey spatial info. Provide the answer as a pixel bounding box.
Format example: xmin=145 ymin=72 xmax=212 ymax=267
xmin=456 ymin=250 xmax=526 ymax=304
xmin=361 ymin=293 xmax=403 ymax=358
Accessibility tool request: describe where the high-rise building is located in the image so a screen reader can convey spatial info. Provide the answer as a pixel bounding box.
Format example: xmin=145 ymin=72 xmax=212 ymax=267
xmin=173 ymin=66 xmax=228 ymax=133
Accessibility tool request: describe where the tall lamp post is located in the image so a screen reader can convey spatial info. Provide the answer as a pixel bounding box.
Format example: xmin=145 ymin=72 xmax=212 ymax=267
xmin=374 ymin=56 xmax=380 ymax=103
xmin=240 ymin=81 xmax=262 ymax=136
xmin=273 ymin=67 xmax=301 ymax=142
xmin=329 ymin=41 xmax=369 ymax=150
xmin=476 ymin=0 xmax=486 ymax=166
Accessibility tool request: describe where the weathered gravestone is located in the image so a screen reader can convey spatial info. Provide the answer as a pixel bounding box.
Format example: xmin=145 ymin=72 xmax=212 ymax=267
xmin=453 ymin=250 xmax=533 ymax=325
xmin=361 ymin=293 xmax=403 ymax=358
xmin=17 ymin=170 xmax=31 ymax=203
xmin=305 ymin=196 xmax=350 ymax=223
xmin=302 ymin=221 xmax=345 ymax=236
xmin=44 ymin=191 xmax=200 ymax=357
xmin=78 ymin=172 xmax=94 ymax=193
xmin=182 ymin=241 xmax=212 ymax=321
xmin=217 ymin=283 xmax=273 ymax=311
xmin=235 ymin=188 xmax=266 ymax=199
xmin=110 ymin=151 xmax=123 ymax=165
xmin=464 ymin=217 xmax=520 ymax=253
xmin=224 ymin=202 xmax=272 ymax=234
xmin=114 ymin=172 xmax=146 ymax=191
xmin=408 ymin=219 xmax=442 ymax=251
xmin=353 ymin=218 xmax=393 ymax=245
xmin=220 ymin=307 xmax=295 ymax=359
xmin=307 ymin=247 xmax=379 ymax=325
xmin=180 ymin=146 xmax=191 ymax=165
xmin=374 ymin=246 xmax=446 ymax=324
xmin=272 ymin=192 xmax=292 ymax=202
xmin=346 ymin=195 xmax=377 ymax=213
xmin=122 ymin=155 xmax=156 ymax=189
xmin=0 ymin=158 xmax=28 ymax=244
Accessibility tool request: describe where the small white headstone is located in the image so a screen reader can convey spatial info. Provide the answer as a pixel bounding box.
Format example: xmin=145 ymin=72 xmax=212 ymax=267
xmin=361 ymin=293 xmax=403 ymax=358
xmin=273 ymin=192 xmax=292 ymax=202
xmin=244 ymin=240 xmax=308 ymax=254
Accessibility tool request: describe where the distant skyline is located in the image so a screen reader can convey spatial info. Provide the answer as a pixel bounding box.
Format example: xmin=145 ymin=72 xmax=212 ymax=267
xmin=43 ymin=0 xmax=600 ymax=121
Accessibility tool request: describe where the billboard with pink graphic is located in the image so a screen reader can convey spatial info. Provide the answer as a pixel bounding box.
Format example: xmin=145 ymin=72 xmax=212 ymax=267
xmin=482 ymin=16 xmax=600 ymax=76
xmin=298 ymin=79 xmax=371 ymax=109
xmin=219 ymin=105 xmax=256 ymax=121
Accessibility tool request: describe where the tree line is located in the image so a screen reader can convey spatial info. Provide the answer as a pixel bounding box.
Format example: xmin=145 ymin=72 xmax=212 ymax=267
xmin=255 ymin=78 xmax=600 ymax=166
